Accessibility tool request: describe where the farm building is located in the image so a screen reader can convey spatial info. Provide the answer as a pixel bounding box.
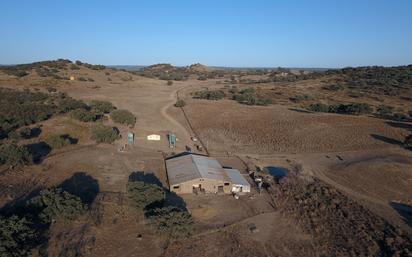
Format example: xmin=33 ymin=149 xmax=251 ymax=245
xmin=224 ymin=168 xmax=251 ymax=194
xmin=165 ymin=153 xmax=250 ymax=195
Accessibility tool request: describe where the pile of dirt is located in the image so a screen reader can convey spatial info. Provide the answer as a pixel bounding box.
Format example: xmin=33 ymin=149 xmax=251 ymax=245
xmin=270 ymin=174 xmax=412 ymax=257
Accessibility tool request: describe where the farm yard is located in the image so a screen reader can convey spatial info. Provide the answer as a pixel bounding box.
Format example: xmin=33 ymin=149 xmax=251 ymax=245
xmin=0 ymin=60 xmax=412 ymax=256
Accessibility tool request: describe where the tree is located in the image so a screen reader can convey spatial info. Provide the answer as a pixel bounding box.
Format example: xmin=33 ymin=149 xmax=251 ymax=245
xmin=308 ymin=103 xmax=329 ymax=113
xmin=127 ymin=181 xmax=165 ymax=209
xmin=27 ymin=187 xmax=86 ymax=224
xmin=46 ymin=134 xmax=72 ymax=149
xmin=145 ymin=206 xmax=194 ymax=238
xmin=70 ymin=109 xmax=99 ymax=122
xmin=90 ymin=100 xmax=115 ymax=114
xmin=0 ymin=143 xmax=32 ymax=166
xmin=174 ymin=99 xmax=186 ymax=107
xmin=0 ymin=215 xmax=38 ymax=257
xmin=90 ymin=124 xmax=120 ymax=143
xmin=110 ymin=109 xmax=136 ymax=126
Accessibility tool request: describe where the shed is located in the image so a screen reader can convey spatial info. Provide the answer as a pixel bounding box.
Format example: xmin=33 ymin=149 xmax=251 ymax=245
xmin=165 ymin=153 xmax=232 ymax=194
xmin=147 ymin=134 xmax=160 ymax=141
xmin=224 ymin=168 xmax=251 ymax=193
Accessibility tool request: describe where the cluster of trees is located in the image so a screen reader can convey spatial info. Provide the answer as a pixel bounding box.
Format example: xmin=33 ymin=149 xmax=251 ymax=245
xmin=308 ymin=102 xmax=373 ymax=115
xmin=0 ymin=143 xmax=32 ymax=166
xmin=193 ymin=89 xmax=226 ymax=100
xmin=272 ymin=175 xmax=412 ymax=256
xmin=325 ymin=65 xmax=412 ymax=96
xmin=127 ymin=180 xmax=193 ymax=238
xmin=231 ymin=87 xmax=272 ymax=106
xmin=0 ymin=187 xmax=87 ymax=257
xmin=0 ymin=88 xmax=55 ymax=139
xmin=307 ymin=101 xmax=411 ymax=121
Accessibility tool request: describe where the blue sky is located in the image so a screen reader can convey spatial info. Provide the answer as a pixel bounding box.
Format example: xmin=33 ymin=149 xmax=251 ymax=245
xmin=0 ymin=0 xmax=411 ymax=67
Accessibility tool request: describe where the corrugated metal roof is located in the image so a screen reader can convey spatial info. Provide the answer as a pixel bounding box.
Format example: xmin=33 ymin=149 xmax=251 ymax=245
xmin=224 ymin=168 xmax=251 ymax=187
xmin=166 ymin=154 xmax=229 ymax=185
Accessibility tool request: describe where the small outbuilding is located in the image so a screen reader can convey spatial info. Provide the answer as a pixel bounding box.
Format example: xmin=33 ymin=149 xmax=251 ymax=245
xmin=224 ymin=168 xmax=251 ymax=194
xmin=147 ymin=134 xmax=161 ymax=141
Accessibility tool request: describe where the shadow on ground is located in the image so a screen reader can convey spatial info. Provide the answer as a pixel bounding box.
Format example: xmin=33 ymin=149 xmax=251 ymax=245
xmin=370 ymin=134 xmax=403 ymax=146
xmin=59 ymin=172 xmax=99 ymax=205
xmin=386 ymin=121 xmax=412 ymax=131
xmin=25 ymin=141 xmax=52 ymax=164
xmin=128 ymin=171 xmax=187 ymax=210
xmin=288 ymin=108 xmax=312 ymax=113
xmin=390 ymin=202 xmax=412 ymax=228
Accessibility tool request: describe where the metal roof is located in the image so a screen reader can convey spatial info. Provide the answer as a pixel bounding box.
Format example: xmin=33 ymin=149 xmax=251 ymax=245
xmin=166 ymin=154 xmax=229 ymax=185
xmin=224 ymin=168 xmax=251 ymax=187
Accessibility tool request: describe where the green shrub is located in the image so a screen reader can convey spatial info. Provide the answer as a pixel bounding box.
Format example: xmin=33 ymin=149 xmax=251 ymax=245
xmin=8 ymin=127 xmax=33 ymax=140
xmin=174 ymin=99 xmax=186 ymax=107
xmin=167 ymin=80 xmax=173 ymax=86
xmin=46 ymin=86 xmax=57 ymax=93
xmin=392 ymin=113 xmax=407 ymax=121
xmin=0 ymin=143 xmax=32 ymax=166
xmin=57 ymin=97 xmax=87 ymax=113
xmin=376 ymin=105 xmax=393 ymax=117
xmin=70 ymin=109 xmax=98 ymax=122
xmin=145 ymin=206 xmax=194 ymax=238
xmin=90 ymin=124 xmax=120 ymax=143
xmin=28 ymin=187 xmax=86 ymax=224
xmin=308 ymin=103 xmax=329 ymax=113
xmin=90 ymin=100 xmax=115 ymax=114
xmin=69 ymin=64 xmax=80 ymax=70
xmin=8 ymin=70 xmax=29 ymax=77
xmin=405 ymin=135 xmax=412 ymax=150
xmin=0 ymin=215 xmax=38 ymax=257
xmin=290 ymin=94 xmax=310 ymax=103
xmin=127 ymin=181 xmax=165 ymax=209
xmin=193 ymin=90 xmax=225 ymax=100
xmin=45 ymin=134 xmax=72 ymax=149
xmin=110 ymin=109 xmax=136 ymax=126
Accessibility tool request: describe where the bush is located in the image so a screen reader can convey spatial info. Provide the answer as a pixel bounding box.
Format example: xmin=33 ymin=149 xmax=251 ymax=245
xmin=90 ymin=100 xmax=115 ymax=114
xmin=57 ymin=97 xmax=87 ymax=113
xmin=70 ymin=109 xmax=99 ymax=122
xmin=0 ymin=143 xmax=32 ymax=166
xmin=174 ymin=99 xmax=186 ymax=107
xmin=392 ymin=113 xmax=408 ymax=121
xmin=28 ymin=187 xmax=86 ymax=224
xmin=69 ymin=64 xmax=80 ymax=70
xmin=193 ymin=90 xmax=225 ymax=100
xmin=405 ymin=135 xmax=412 ymax=150
xmin=78 ymin=77 xmax=87 ymax=82
xmin=127 ymin=181 xmax=165 ymax=209
xmin=90 ymin=124 xmax=120 ymax=143
xmin=289 ymin=94 xmax=310 ymax=103
xmin=110 ymin=109 xmax=136 ymax=126
xmin=167 ymin=80 xmax=173 ymax=86
xmin=308 ymin=103 xmax=329 ymax=113
xmin=0 ymin=215 xmax=38 ymax=257
xmin=45 ymin=134 xmax=72 ymax=149
xmin=145 ymin=206 xmax=194 ymax=238
xmin=376 ymin=105 xmax=393 ymax=117
xmin=9 ymin=127 xmax=32 ymax=140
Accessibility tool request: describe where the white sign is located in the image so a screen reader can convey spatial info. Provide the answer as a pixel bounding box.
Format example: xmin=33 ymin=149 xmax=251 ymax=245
xmin=147 ymin=134 xmax=161 ymax=141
